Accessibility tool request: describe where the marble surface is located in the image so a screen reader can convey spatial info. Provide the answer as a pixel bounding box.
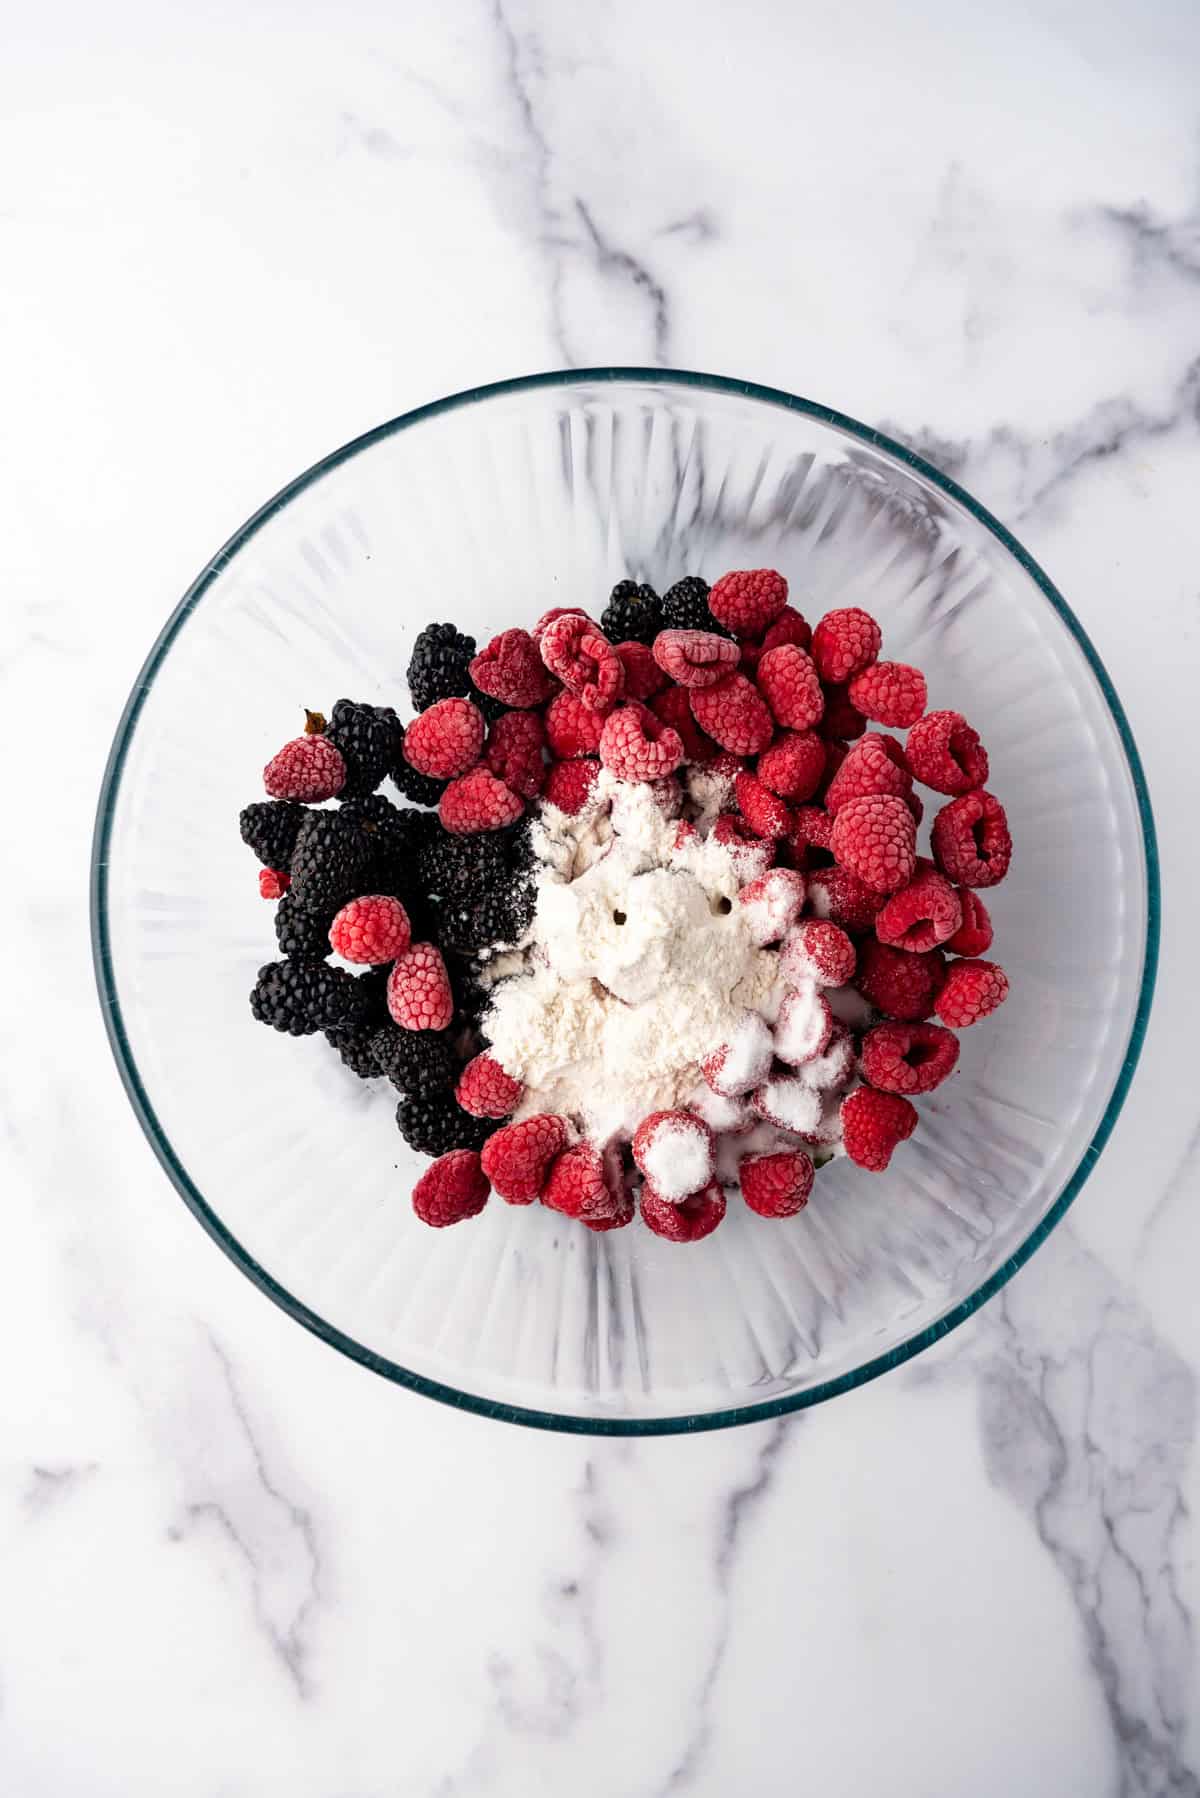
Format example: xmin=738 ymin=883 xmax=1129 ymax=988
xmin=4 ymin=1 xmax=1199 ymax=1791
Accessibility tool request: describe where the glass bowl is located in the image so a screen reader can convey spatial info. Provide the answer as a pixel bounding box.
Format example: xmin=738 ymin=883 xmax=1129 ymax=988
xmin=91 ymin=370 xmax=1158 ymax=1434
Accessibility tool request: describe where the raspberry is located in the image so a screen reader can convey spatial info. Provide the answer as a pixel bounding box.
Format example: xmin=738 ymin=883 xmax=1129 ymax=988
xmin=707 ymin=568 xmax=789 ymax=639
xmin=411 ymin=1150 xmax=491 ymax=1228
xmin=386 ymin=942 xmax=454 ymax=1031
xmin=794 ymin=1023 xmax=856 ymax=1096
xmin=711 ymin=812 xmax=774 ymax=882
xmin=543 ymin=757 xmax=601 ymax=814
xmin=599 ymin=703 xmax=684 ymax=782
xmin=756 ymin=645 xmax=824 ymax=731
xmin=931 ymin=791 xmax=1012 ymax=889
xmin=661 ymin=575 xmax=727 ymax=636
xmin=406 ymin=622 xmax=476 ymax=713
xmin=250 ymin=958 xmax=369 ymax=1036
xmin=689 ymin=1083 xmax=753 ymax=1134
xmin=485 ymin=710 xmax=546 ymax=800
xmin=705 ymin=751 xmax=748 ymax=779
xmin=841 ymin=1087 xmax=918 ymax=1172
xmin=758 ymin=606 xmax=812 ymax=655
xmin=874 ymin=863 xmax=963 ymax=952
xmin=650 ymin=685 xmax=717 ymax=761
xmin=481 ymin=1114 xmax=569 ymax=1203
xmin=811 ymin=607 xmax=882 ymax=684
xmin=390 ymin=732 xmax=447 ymax=807
xmin=543 ymin=690 xmax=603 ymax=759
xmin=652 ymin=628 xmax=740 ymax=689
xmin=935 ymin=957 xmax=1009 ymax=1027
xmin=540 ymin=615 xmax=625 ymax=713
xmin=806 ymin=864 xmax=885 ymax=933
xmin=774 ymin=986 xmax=834 ymax=1065
xmin=640 ymin=1181 xmax=726 ymax=1242
xmin=403 ymin=698 xmax=486 ymax=780
xmin=632 ymin=1109 xmax=715 ymax=1199
xmin=600 ymin=580 xmax=663 ymax=646
xmin=946 ymin=888 xmax=994 ymax=957
xmin=825 ymin=733 xmax=912 ymax=813
xmin=861 ymin=1021 xmax=960 ymax=1095
xmin=702 ymin=1012 xmax=774 ymax=1097
xmin=756 ymin=730 xmax=825 ymax=802
xmin=819 ymin=686 xmax=867 ymax=742
xmin=736 ymin=867 xmax=806 ymax=946
xmin=330 ymin=894 xmax=412 ymax=964
xmin=469 ymin=628 xmax=555 ymax=708
xmin=780 ymin=920 xmax=857 ymax=988
xmin=848 ymin=661 xmax=927 ymax=729
xmin=455 ymin=1051 xmax=524 ymax=1119
xmin=750 ymin=1074 xmax=823 ymax=1135
xmin=906 ymin=710 xmax=989 ymax=795
xmin=830 ymin=794 xmax=916 ymax=893
xmin=264 ymin=734 xmax=346 ymax=802
xmin=690 ymin=673 xmax=774 ymax=755
xmin=439 ymin=767 xmax=525 ymax=834
xmin=240 ymin=800 xmax=307 ymax=870
xmin=790 ymin=804 xmax=834 ymax=852
xmin=531 ymin=605 xmax=592 ymax=646
xmin=259 ymin=868 xmax=290 ymax=899
xmin=857 ymin=940 xmax=945 ymax=1021
xmin=734 ymin=771 xmax=792 ymax=840
xmin=740 ymin=1149 xmax=814 ymax=1218
xmin=542 ymin=1143 xmax=623 ymax=1222
xmin=614 ymin=640 xmax=668 ymax=701
xmin=583 ymin=1187 xmax=636 ymax=1232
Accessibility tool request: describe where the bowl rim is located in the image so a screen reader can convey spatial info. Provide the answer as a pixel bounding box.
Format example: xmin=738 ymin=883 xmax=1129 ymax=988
xmin=90 ymin=366 xmax=1160 ymax=1436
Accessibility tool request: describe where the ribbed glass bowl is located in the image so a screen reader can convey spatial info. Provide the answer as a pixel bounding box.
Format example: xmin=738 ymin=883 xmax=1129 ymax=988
xmin=92 ymin=370 xmax=1158 ymax=1433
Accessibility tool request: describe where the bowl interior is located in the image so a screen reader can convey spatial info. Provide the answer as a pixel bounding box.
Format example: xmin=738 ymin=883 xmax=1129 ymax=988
xmin=94 ymin=373 xmax=1155 ymax=1431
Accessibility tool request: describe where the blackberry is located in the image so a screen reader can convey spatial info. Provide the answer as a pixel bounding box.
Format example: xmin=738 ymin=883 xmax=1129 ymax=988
xmin=325 ymin=699 xmax=403 ymax=799
xmin=407 ymin=621 xmax=476 ymax=714
xmin=662 ymin=574 xmax=730 ymax=637
xmin=274 ymin=890 xmax=335 ymax=960
xmin=470 ymin=687 xmax=510 ymax=726
xmin=417 ymin=828 xmax=509 ymax=901
xmin=372 ymin=1024 xmax=458 ymax=1096
xmin=250 ymin=959 xmax=369 ymax=1036
xmin=340 ymin=793 xmax=432 ymax=895
xmin=240 ymin=800 xmax=308 ymax=870
xmin=437 ymin=879 xmax=535 ymax=955
xmin=600 ymin=579 xmax=663 ymax=646
xmin=391 ymin=726 xmax=448 ymax=807
xmin=325 ymin=968 xmax=391 ymax=1077
xmin=290 ymin=810 xmax=371 ymax=912
xmin=396 ymin=1092 xmax=497 ymax=1156
xmin=446 ymin=958 xmax=493 ymax=1037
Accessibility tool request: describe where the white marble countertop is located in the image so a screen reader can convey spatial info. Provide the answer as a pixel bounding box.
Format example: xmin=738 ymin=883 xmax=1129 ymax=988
xmin=5 ymin=2 xmax=1199 ymax=1792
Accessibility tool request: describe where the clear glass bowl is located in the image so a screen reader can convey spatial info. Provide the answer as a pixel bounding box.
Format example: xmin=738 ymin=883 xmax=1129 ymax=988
xmin=91 ymin=370 xmax=1159 ymax=1434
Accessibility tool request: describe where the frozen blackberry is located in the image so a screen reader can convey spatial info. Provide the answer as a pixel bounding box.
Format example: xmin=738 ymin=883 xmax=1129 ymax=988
xmin=437 ymin=879 xmax=535 ymax=954
xmin=469 ymin=686 xmax=510 ymax=726
xmin=240 ymin=800 xmax=308 ymax=871
xmin=372 ymin=1024 xmax=458 ymax=1096
xmin=662 ymin=574 xmax=730 ymax=637
xmin=325 ymin=968 xmax=391 ymax=1077
xmin=417 ymin=828 xmax=509 ymax=901
xmin=274 ymin=890 xmax=335 ymax=960
xmin=324 ymin=699 xmax=403 ymax=799
xmin=600 ymin=579 xmax=663 ymax=646
xmin=250 ymin=959 xmax=369 ymax=1036
xmin=391 ymin=726 xmax=448 ymax=807
xmin=446 ymin=958 xmax=493 ymax=1037
xmin=290 ymin=810 xmax=371 ymax=912
xmin=407 ymin=622 xmax=476 ymax=714
xmin=396 ymin=1092 xmax=498 ymax=1156
xmin=340 ymin=793 xmax=432 ymax=894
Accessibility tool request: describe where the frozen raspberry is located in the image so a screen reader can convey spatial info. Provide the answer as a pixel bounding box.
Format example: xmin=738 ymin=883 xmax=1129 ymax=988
xmin=469 ymin=628 xmax=555 ymax=708
xmin=734 ymin=771 xmax=792 ymax=840
xmin=387 ymin=942 xmax=454 ymax=1031
xmin=455 ymin=1052 xmax=524 ymax=1119
xmin=811 ymin=608 xmax=882 ymax=684
xmin=544 ymin=690 xmax=604 ymax=759
xmin=841 ymin=1087 xmax=918 ymax=1172
xmin=848 ymin=661 xmax=927 ymax=729
xmin=583 ymin=1187 xmax=636 ymax=1232
xmin=542 ymin=1143 xmax=624 ymax=1222
xmin=330 ymin=894 xmax=412 ymax=964
xmin=264 ymin=734 xmax=346 ymax=802
xmin=702 ymin=1012 xmax=774 ymax=1098
xmin=756 ymin=730 xmax=825 ymax=802
xmin=935 ymin=957 xmax=1009 ymax=1027
xmin=411 ymin=1149 xmax=491 ymax=1228
xmin=614 ymin=640 xmax=668 ymax=701
xmin=711 ymin=812 xmax=774 ymax=881
xmin=790 ymin=805 xmax=834 ymax=852
xmin=740 ymin=1149 xmax=814 ymax=1219
xmin=946 ymin=888 xmax=994 ymax=957
xmin=831 ymin=794 xmax=916 ymax=893
xmin=651 ymin=628 xmax=741 ymax=689
xmin=631 ymin=1109 xmax=715 ymax=1200
xmin=807 ymin=864 xmax=885 ymax=933
xmin=751 ymin=1073 xmax=823 ymax=1135
xmin=819 ymin=685 xmax=867 ymax=742
xmin=641 ymin=1181 xmax=726 ymax=1242
xmin=707 ymin=568 xmax=789 ymax=639
xmin=532 ymin=605 xmax=592 ymax=646
xmin=737 ymin=867 xmax=806 ymax=946
xmin=857 ymin=940 xmax=945 ymax=1021
xmin=825 ymin=733 xmax=912 ymax=813
xmin=481 ymin=1114 xmax=569 ymax=1203
xmin=690 ymin=673 xmax=774 ymax=755
xmin=774 ymin=986 xmax=834 ymax=1066
xmin=758 ymin=606 xmax=812 ymax=655
xmin=795 ymin=1022 xmax=856 ymax=1096
xmin=781 ymin=920 xmax=857 ymax=988
xmin=599 ymin=702 xmax=684 ymax=782
xmin=874 ymin=863 xmax=963 ymax=953
xmin=543 ymin=757 xmax=601 ymax=814
xmin=705 ymin=750 xmax=748 ymax=779
xmin=906 ymin=710 xmax=989 ymax=795
xmin=931 ymin=790 xmax=1012 ymax=889
xmin=259 ymin=868 xmax=290 ymax=900
xmin=861 ymin=1020 xmax=960 ymax=1095
xmin=484 ymin=709 xmax=546 ymax=799
xmin=650 ymin=685 xmax=717 ymax=761
xmin=689 ymin=1082 xmax=754 ymax=1134
xmin=756 ymin=645 xmax=824 ymax=731
xmin=540 ymin=614 xmax=625 ymax=713
xmin=439 ymin=767 xmax=525 ymax=834
xmin=403 ymin=697 xmax=486 ymax=779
